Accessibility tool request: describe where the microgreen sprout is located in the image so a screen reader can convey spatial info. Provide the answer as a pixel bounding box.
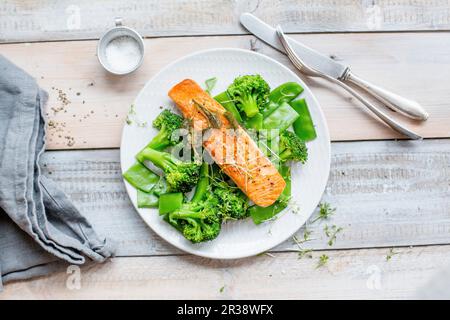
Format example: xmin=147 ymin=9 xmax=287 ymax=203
xmin=316 ymin=254 xmax=329 ymax=268
xmin=386 ymin=248 xmax=399 ymax=261
xmin=324 ymin=224 xmax=343 ymax=246
xmin=298 ymin=249 xmax=313 ymax=259
xmin=126 ymin=104 xmax=147 ymax=127
xmin=311 ymin=202 xmax=336 ymax=223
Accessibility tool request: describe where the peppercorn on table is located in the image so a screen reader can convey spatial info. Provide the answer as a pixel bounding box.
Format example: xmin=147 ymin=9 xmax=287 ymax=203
xmin=1 ymin=0 xmax=450 ymax=299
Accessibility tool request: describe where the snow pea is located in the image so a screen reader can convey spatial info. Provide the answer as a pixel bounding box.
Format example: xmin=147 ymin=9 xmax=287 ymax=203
xmin=279 ymin=164 xmax=291 ymax=201
xmin=249 ymin=201 xmax=287 ymax=225
xmin=137 ymin=178 xmax=168 ymax=208
xmin=137 ymin=190 xmax=159 ymax=208
xmin=262 ymin=102 xmax=299 ymax=139
xmin=214 ymin=91 xmax=243 ymax=123
xmin=290 ymin=99 xmax=317 ymax=141
xmin=263 ymin=82 xmax=304 ymax=117
xmin=152 ymin=178 xmax=168 ymax=196
xmin=249 ymin=165 xmax=291 ymax=224
xmin=159 ymin=192 xmax=183 ymax=215
xmin=123 ymin=162 xmax=160 ymax=193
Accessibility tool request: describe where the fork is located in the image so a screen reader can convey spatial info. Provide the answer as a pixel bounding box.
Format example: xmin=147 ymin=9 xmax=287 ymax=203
xmin=276 ymin=25 xmax=422 ymax=140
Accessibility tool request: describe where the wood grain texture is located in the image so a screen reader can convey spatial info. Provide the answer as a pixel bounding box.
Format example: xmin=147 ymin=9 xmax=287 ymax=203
xmin=1 ymin=33 xmax=449 ymax=149
xmin=1 ymin=0 xmax=450 ymax=43
xmin=37 ymin=139 xmax=450 ymax=257
xmin=2 ymin=245 xmax=450 ymax=299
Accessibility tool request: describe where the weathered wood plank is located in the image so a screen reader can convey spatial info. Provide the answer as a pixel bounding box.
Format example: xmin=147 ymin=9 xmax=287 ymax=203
xmin=37 ymin=139 xmax=450 ymax=257
xmin=1 ymin=0 xmax=450 ymax=43
xmin=1 ymin=33 xmax=449 ymax=149
xmin=2 ymin=245 xmax=449 ymax=299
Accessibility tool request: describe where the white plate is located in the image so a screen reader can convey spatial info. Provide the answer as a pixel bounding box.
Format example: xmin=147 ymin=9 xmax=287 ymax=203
xmin=120 ymin=48 xmax=330 ymax=259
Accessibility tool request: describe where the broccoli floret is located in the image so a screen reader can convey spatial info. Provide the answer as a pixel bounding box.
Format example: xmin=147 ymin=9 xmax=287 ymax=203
xmin=167 ymin=194 xmax=221 ymax=243
xmin=136 ymin=147 xmax=200 ymax=193
xmin=213 ymin=182 xmax=249 ymax=220
xmin=278 ymin=131 xmax=308 ymax=163
xmin=227 ymin=74 xmax=270 ymax=118
xmin=146 ymin=109 xmax=184 ymax=150
xmin=166 ymin=163 xmax=222 ymax=243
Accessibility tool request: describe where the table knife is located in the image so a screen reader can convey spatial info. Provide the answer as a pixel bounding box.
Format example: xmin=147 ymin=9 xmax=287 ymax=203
xmin=240 ymin=13 xmax=428 ymax=121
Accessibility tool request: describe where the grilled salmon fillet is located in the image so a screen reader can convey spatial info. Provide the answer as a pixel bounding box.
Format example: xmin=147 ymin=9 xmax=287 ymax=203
xmin=168 ymin=79 xmax=286 ymax=207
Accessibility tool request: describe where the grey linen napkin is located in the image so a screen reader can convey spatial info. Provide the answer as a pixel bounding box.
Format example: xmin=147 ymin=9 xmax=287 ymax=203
xmin=0 ymin=55 xmax=115 ymax=290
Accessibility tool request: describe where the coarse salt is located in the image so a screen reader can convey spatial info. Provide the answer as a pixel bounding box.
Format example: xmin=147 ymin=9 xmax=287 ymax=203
xmin=105 ymin=36 xmax=142 ymax=73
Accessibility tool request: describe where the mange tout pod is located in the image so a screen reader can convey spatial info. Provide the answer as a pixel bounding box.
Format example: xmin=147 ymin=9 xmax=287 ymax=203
xmin=168 ymin=79 xmax=285 ymax=207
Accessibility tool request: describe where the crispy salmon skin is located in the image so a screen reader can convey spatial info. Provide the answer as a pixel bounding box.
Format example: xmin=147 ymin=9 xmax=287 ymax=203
xmin=168 ymin=79 xmax=285 ymax=207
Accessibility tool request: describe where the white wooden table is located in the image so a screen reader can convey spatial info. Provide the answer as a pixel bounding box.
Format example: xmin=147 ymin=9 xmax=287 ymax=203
xmin=1 ymin=0 xmax=450 ymax=299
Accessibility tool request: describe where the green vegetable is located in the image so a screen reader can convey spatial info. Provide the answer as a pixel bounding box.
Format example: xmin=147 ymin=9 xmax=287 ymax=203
xmin=213 ymin=181 xmax=249 ymax=220
xmin=214 ymin=91 xmax=243 ymax=123
xmin=191 ymin=163 xmax=209 ymax=202
xmin=123 ymin=162 xmax=160 ymax=193
xmin=279 ymin=164 xmax=291 ymax=203
xmin=278 ymin=131 xmax=308 ymax=163
xmin=205 ymin=77 xmax=218 ymax=95
xmin=290 ymin=99 xmax=317 ymax=141
xmin=249 ymin=202 xmax=287 ymax=225
xmin=137 ymin=178 xmax=168 ymax=208
xmin=249 ymin=165 xmax=291 ymax=224
xmin=165 ymin=163 xmax=222 ymax=243
xmin=137 ymin=190 xmax=159 ymax=208
xmin=263 ymin=82 xmax=304 ymax=117
xmin=167 ymin=194 xmax=221 ymax=243
xmin=144 ymin=109 xmax=184 ymax=151
xmin=262 ymin=102 xmax=299 ymax=139
xmin=244 ymin=112 xmax=263 ymax=130
xmin=227 ymin=74 xmax=270 ymax=118
xmin=159 ymin=192 xmax=184 ymax=215
xmin=269 ymin=82 xmax=304 ymax=105
xmin=136 ymin=148 xmax=200 ymax=193
xmin=152 ymin=178 xmax=168 ymax=196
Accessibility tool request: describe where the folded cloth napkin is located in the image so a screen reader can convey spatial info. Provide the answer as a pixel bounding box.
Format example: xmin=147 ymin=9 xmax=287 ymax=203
xmin=0 ymin=55 xmax=115 ymax=290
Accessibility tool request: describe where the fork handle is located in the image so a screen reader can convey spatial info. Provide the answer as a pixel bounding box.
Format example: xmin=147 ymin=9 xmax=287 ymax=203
xmin=345 ymin=72 xmax=428 ymax=121
xmin=325 ymin=75 xmax=422 ymax=140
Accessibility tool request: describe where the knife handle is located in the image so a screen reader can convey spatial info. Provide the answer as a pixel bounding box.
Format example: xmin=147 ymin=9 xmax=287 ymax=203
xmin=345 ymin=72 xmax=428 ymax=121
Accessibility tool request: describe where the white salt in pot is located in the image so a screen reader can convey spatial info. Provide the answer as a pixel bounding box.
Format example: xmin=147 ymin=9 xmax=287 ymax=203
xmin=97 ymin=18 xmax=145 ymax=75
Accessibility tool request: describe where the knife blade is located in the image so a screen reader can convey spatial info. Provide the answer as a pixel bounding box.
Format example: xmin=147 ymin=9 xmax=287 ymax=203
xmin=240 ymin=12 xmax=348 ymax=80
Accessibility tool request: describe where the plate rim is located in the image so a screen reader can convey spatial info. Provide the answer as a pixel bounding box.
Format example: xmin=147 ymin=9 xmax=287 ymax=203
xmin=120 ymin=47 xmax=331 ymax=259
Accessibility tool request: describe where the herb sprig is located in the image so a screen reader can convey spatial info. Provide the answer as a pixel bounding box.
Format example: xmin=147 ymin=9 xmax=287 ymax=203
xmin=311 ymin=202 xmax=336 ymax=223
xmin=316 ymin=254 xmax=329 ymax=268
xmin=386 ymin=248 xmax=399 ymax=261
xmin=126 ymin=104 xmax=147 ymax=127
xmin=205 ymin=77 xmax=218 ymax=95
xmin=324 ymin=224 xmax=343 ymax=246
